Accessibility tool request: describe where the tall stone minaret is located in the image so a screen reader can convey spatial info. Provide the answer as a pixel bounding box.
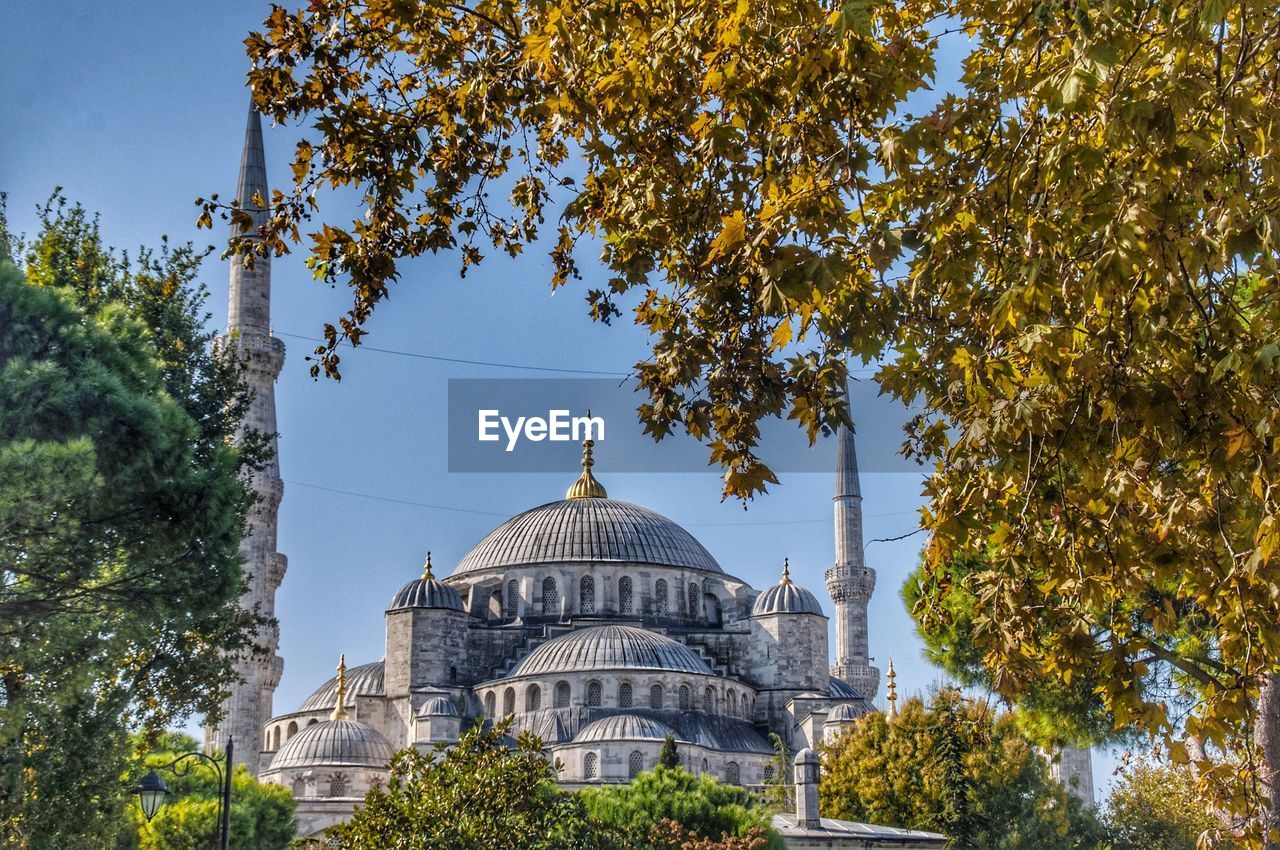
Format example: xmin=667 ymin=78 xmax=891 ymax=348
xmin=825 ymin=406 xmax=880 ymax=700
xmin=206 ymin=102 xmax=287 ymax=771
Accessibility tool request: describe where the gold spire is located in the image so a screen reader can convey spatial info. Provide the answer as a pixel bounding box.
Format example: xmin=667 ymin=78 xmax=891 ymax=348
xmin=422 ymin=551 xmax=434 ymax=580
xmin=566 ymin=437 xmax=608 ymax=499
xmin=330 ymin=654 xmax=349 ymax=721
xmin=886 ymin=658 xmax=898 ymax=721
xmin=780 ymin=557 xmax=793 ymax=585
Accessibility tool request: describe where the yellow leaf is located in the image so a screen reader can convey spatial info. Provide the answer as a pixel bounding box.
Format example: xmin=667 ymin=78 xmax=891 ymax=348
xmin=708 ymin=211 xmax=746 ymax=261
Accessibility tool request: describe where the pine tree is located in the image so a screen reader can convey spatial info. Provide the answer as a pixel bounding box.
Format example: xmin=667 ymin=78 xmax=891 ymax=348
xmin=658 ymin=731 xmax=680 ymax=770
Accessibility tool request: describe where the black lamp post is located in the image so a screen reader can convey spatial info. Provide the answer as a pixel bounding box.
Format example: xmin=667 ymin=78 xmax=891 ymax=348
xmin=131 ymin=736 xmax=233 ymax=850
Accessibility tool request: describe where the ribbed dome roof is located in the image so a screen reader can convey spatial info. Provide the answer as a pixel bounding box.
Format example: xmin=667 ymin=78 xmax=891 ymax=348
xmin=389 ymin=576 xmax=464 ymax=611
xmin=576 ymin=714 xmax=673 ymax=743
xmin=454 ymin=499 xmax=722 ymax=575
xmin=510 ymin=625 xmax=713 ymax=677
xmin=418 ymin=696 xmax=459 ymax=717
xmin=269 ymin=719 xmax=394 ymax=770
xmin=828 ymin=676 xmax=875 ymax=710
xmin=298 ymin=661 xmax=384 ymax=712
xmin=752 ymin=581 xmax=824 ymax=616
xmin=828 ymin=702 xmax=860 ymax=722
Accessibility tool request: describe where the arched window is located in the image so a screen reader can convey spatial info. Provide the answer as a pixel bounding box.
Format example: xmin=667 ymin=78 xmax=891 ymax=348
xmin=580 ymin=575 xmax=596 ymax=614
xmin=542 ymin=577 xmax=558 ymax=615
xmin=485 ymin=692 xmax=496 ymax=717
xmin=271 ymin=727 xmax=281 ymax=750
xmin=703 ymin=687 xmax=715 ymax=713
xmin=505 ymin=579 xmax=519 ymax=617
xmin=555 ymin=681 xmax=571 ymax=708
xmin=762 ymin=765 xmax=775 ymax=782
xmin=618 ymin=681 xmax=633 ymax=708
xmin=291 ymin=776 xmax=306 ymax=797
xmin=286 ymin=720 xmax=298 ymax=740
xmin=587 ymin=680 xmax=603 ymax=707
xmin=649 ymin=683 xmax=664 ymax=709
xmin=702 ymin=758 xmax=708 ymax=774
xmin=503 ymin=687 xmax=516 ymax=716
xmin=688 ymin=583 xmax=700 ymax=619
xmin=725 ymin=762 xmax=741 ymax=785
xmin=307 ymin=719 xmax=319 ymax=726
xmin=526 ymin=684 xmax=541 ymax=711
xmin=654 ymin=579 xmax=668 ymax=615
xmin=679 ymin=684 xmax=692 ymax=710
xmin=618 ymin=575 xmax=634 ymax=615
xmin=727 ymin=690 xmax=737 ymax=717
xmin=629 ymin=750 xmax=645 ymax=778
xmin=328 ymin=772 xmax=348 ymax=797
xmin=584 ymin=752 xmax=598 ymax=780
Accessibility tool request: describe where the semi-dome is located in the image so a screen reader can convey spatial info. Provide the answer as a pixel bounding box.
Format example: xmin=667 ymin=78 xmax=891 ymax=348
xmin=269 ymin=718 xmax=395 ymax=770
xmin=510 ymin=625 xmax=713 ymax=678
xmin=390 ymin=553 xmax=464 ymax=611
xmin=299 ymin=661 xmax=385 ymax=712
xmin=418 ymin=696 xmax=459 ymax=717
xmin=454 ymin=499 xmax=722 ymax=575
xmin=751 ymin=560 xmax=824 ymax=616
xmin=576 ymin=713 xmax=673 ymax=743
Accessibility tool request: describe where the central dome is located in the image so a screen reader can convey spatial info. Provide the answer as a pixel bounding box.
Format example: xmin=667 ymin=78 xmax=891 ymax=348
xmin=453 ymin=498 xmax=722 ymax=575
xmin=510 ymin=625 xmax=713 ymax=677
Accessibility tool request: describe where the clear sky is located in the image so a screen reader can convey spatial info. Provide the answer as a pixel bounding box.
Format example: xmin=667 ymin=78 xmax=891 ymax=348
xmin=1 ymin=1 xmax=1117 ymax=794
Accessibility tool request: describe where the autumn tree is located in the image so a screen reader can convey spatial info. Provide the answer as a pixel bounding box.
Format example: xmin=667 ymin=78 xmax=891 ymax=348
xmin=1104 ymin=752 xmax=1240 ymax=850
xmin=0 ymin=200 xmax=260 ymax=849
xmin=821 ymin=692 xmax=1105 ymax=850
xmin=227 ymin=0 xmax=1280 ymax=840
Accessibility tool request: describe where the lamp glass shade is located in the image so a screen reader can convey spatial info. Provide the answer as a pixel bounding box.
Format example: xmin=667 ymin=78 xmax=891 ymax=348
xmin=132 ymin=769 xmax=170 ymax=821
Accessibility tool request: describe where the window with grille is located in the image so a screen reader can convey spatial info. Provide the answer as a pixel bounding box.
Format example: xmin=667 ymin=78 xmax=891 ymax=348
xmin=584 ymin=752 xmax=598 ymax=779
xmin=650 ymin=683 xmax=664 ymax=709
xmin=587 ymin=680 xmax=603 ymax=707
xmin=526 ymin=685 xmax=541 ymax=711
xmin=580 ymin=575 xmax=595 ymax=614
xmin=655 ymin=579 xmax=668 ymax=615
xmin=629 ymin=750 xmax=645 ymax=778
xmin=291 ymin=777 xmax=306 ymax=797
xmin=725 ymin=762 xmax=740 ymax=785
xmin=503 ymin=687 xmax=515 ymax=716
xmin=688 ymin=583 xmax=700 ymax=619
xmin=542 ymin=577 xmax=557 ymax=614
xmin=703 ymin=687 xmax=715 ymax=713
xmin=505 ymin=579 xmax=519 ymax=617
xmin=618 ymin=681 xmax=633 ymax=708
xmin=555 ymin=681 xmax=571 ymax=708
xmin=618 ymin=575 xmax=633 ymax=614
xmin=679 ymin=684 xmax=691 ymax=710
xmin=763 ymin=765 xmax=775 ymax=781
xmin=328 ymin=773 xmax=348 ymax=797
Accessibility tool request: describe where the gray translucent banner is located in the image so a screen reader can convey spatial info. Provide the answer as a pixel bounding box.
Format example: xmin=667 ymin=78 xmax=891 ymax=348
xmin=447 ymin=378 xmax=924 ymax=474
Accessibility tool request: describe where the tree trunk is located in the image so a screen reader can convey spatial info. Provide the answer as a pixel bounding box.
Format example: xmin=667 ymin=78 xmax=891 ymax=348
xmin=1258 ymin=673 xmax=1280 ymax=850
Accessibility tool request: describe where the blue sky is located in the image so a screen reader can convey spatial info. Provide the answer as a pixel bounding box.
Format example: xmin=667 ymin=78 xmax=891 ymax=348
xmin=1 ymin=1 xmax=1118 ymax=793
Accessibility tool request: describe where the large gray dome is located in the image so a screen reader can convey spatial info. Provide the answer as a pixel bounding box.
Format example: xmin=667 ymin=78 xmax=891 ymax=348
xmin=453 ymin=499 xmax=722 ymax=575
xmin=299 ymin=661 xmax=385 ymax=712
xmin=510 ymin=625 xmax=713 ymax=677
xmin=269 ymin=718 xmax=394 ymax=770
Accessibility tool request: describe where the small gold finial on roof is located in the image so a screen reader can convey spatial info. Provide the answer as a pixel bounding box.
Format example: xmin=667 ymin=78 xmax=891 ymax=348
xmin=886 ymin=658 xmax=898 ymax=721
xmin=566 ymin=436 xmax=608 ymax=499
xmin=781 ymin=557 xmax=793 ymax=585
xmin=330 ymin=654 xmax=349 ymax=721
xmin=422 ymin=551 xmax=434 ymax=580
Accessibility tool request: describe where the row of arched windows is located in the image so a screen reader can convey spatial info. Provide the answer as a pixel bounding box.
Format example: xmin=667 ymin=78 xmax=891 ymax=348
xmin=291 ymin=771 xmax=350 ymax=798
xmin=482 ymin=680 xmax=754 ymax=717
xmin=580 ymin=754 xmax=741 ymax=783
xmin=268 ymin=717 xmax=318 ymax=750
xmin=497 ymin=576 xmax=713 ymax=619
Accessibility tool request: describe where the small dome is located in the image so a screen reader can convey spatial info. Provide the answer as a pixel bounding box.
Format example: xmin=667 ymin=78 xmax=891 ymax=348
xmin=418 ymin=696 xmax=459 ymax=717
xmin=298 ymin=661 xmax=384 ymax=712
xmin=752 ymin=582 xmax=823 ymax=616
xmin=828 ymin=676 xmax=876 ymax=710
xmin=390 ymin=576 xmax=464 ymax=611
xmin=455 ymin=500 xmax=722 ymax=575
xmin=270 ymin=718 xmax=394 ymax=770
xmin=576 ymin=714 xmax=673 ymax=743
xmin=510 ymin=625 xmax=713 ymax=678
xmin=828 ymin=702 xmax=859 ymax=722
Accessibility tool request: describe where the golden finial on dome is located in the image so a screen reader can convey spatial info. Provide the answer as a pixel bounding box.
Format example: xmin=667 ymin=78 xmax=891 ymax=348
xmin=886 ymin=658 xmax=898 ymax=721
xmin=422 ymin=551 xmax=434 ymax=580
xmin=565 ymin=433 xmax=608 ymax=500
xmin=330 ymin=654 xmax=350 ymax=721
xmin=780 ymin=557 xmax=793 ymax=585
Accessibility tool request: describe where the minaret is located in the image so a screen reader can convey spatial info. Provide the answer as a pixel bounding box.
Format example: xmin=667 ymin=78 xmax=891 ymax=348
xmin=825 ymin=406 xmax=880 ymax=699
xmin=206 ymin=102 xmax=287 ymax=771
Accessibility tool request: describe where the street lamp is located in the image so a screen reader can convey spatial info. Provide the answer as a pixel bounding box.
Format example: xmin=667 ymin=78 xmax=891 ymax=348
xmin=131 ymin=736 xmax=233 ymax=850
